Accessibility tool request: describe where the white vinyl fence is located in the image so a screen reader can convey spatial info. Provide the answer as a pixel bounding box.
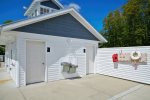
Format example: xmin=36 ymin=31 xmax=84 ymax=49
xmin=95 ymin=46 xmax=150 ymax=84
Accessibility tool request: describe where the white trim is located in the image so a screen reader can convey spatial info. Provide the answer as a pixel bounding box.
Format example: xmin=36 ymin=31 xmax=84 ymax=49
xmin=16 ymin=36 xmax=21 ymax=87
xmin=24 ymin=0 xmax=39 ymax=16
xmin=70 ymin=9 xmax=107 ymax=43
xmin=1 ymin=8 xmax=107 ymax=43
xmin=45 ymin=42 xmax=48 ymax=82
xmin=23 ymin=39 xmax=26 ymax=86
xmin=94 ymin=44 xmax=98 ymax=74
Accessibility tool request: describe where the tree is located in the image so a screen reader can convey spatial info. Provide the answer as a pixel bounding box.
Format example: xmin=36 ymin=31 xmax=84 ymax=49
xmin=101 ymin=0 xmax=150 ymax=47
xmin=3 ymin=20 xmax=13 ymax=24
xmin=0 ymin=46 xmax=5 ymax=55
xmin=0 ymin=20 xmax=13 ymax=55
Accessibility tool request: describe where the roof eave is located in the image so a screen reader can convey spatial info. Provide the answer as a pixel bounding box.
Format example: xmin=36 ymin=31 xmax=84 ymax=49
xmin=70 ymin=9 xmax=107 ymax=43
xmin=3 ymin=8 xmax=107 ymax=42
xmin=3 ymin=8 xmax=73 ymax=32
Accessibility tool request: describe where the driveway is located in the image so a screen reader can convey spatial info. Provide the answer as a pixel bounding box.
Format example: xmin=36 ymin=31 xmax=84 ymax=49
xmin=0 ymin=68 xmax=150 ymax=100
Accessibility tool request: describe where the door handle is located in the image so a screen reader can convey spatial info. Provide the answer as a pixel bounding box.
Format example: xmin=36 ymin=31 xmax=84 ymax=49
xmin=42 ymin=62 xmax=45 ymax=65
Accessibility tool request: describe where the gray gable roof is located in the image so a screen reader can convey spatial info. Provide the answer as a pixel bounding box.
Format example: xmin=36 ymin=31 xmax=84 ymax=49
xmin=41 ymin=0 xmax=61 ymax=10
xmin=13 ymin=14 xmax=99 ymax=41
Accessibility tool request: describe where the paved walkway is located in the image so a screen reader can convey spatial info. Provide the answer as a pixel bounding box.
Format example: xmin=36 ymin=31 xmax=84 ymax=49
xmin=0 ymin=68 xmax=150 ymax=100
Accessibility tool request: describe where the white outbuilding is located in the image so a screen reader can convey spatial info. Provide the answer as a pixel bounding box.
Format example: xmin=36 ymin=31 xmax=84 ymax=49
xmin=0 ymin=0 xmax=107 ymax=87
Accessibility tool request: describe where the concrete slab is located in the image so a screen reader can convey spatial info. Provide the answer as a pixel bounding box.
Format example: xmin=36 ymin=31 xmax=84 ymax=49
xmin=20 ymin=82 xmax=102 ymax=100
xmin=0 ymin=68 xmax=11 ymax=81
xmin=0 ymin=67 xmax=149 ymax=100
xmin=18 ymin=75 xmax=139 ymax=100
xmin=80 ymin=75 xmax=139 ymax=96
xmin=0 ymin=87 xmax=25 ymax=100
xmin=0 ymin=68 xmax=25 ymax=100
xmin=118 ymin=85 xmax=150 ymax=100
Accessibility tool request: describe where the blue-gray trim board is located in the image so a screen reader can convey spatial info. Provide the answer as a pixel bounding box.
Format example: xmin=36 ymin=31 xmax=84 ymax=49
xmin=13 ymin=14 xmax=99 ymax=41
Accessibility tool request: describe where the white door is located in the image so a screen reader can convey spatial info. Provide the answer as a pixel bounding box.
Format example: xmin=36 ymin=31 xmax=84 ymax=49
xmin=86 ymin=46 xmax=95 ymax=74
xmin=26 ymin=41 xmax=45 ymax=84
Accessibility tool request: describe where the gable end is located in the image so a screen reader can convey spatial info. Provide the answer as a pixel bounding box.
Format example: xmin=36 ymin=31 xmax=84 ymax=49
xmin=13 ymin=14 xmax=99 ymax=41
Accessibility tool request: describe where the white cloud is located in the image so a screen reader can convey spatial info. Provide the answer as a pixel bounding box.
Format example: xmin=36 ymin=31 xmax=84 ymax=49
xmin=67 ymin=3 xmax=81 ymax=11
xmin=23 ymin=6 xmax=27 ymax=10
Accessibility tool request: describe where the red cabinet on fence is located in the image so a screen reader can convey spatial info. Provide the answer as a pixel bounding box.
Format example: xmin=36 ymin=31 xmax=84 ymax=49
xmin=112 ymin=54 xmax=118 ymax=62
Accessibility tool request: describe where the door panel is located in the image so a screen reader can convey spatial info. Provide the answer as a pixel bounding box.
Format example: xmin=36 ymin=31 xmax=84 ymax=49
xmin=86 ymin=46 xmax=94 ymax=74
xmin=26 ymin=41 xmax=45 ymax=84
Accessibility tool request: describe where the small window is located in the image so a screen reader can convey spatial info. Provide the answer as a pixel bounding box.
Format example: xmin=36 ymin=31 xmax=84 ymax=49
xmin=40 ymin=7 xmax=49 ymax=15
xmin=40 ymin=8 xmax=44 ymax=14
xmin=44 ymin=8 xmax=47 ymax=13
xmin=47 ymin=9 xmax=49 ymax=13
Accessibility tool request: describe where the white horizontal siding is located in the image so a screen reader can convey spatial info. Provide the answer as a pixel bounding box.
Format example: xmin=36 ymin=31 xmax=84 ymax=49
xmin=48 ymin=61 xmax=62 ymax=81
xmin=47 ymin=42 xmax=86 ymax=81
xmin=95 ymin=46 xmax=150 ymax=84
xmin=17 ymin=38 xmax=26 ymax=87
xmin=17 ymin=32 xmax=97 ymax=86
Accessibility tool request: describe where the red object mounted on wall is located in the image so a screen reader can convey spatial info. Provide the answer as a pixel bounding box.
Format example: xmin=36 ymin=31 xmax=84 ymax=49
xmin=112 ymin=54 xmax=118 ymax=62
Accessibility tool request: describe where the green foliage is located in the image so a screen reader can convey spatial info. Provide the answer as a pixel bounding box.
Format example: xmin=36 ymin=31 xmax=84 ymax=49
xmin=0 ymin=46 xmax=5 ymax=55
xmin=101 ymin=0 xmax=150 ymax=47
xmin=0 ymin=20 xmax=12 ymax=55
xmin=3 ymin=20 xmax=13 ymax=24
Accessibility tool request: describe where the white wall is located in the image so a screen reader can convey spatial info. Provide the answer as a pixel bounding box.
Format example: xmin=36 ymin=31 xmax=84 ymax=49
xmin=95 ymin=46 xmax=150 ymax=84
xmin=47 ymin=41 xmax=86 ymax=80
xmin=17 ymin=32 xmax=98 ymax=86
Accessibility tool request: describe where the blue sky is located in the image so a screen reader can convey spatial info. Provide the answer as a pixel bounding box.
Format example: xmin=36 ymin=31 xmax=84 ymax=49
xmin=0 ymin=0 xmax=127 ymax=31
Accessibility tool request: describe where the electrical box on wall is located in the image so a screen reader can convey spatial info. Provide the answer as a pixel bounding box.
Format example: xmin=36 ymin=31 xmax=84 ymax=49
xmin=47 ymin=47 xmax=50 ymax=52
xmin=83 ymin=49 xmax=86 ymax=53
